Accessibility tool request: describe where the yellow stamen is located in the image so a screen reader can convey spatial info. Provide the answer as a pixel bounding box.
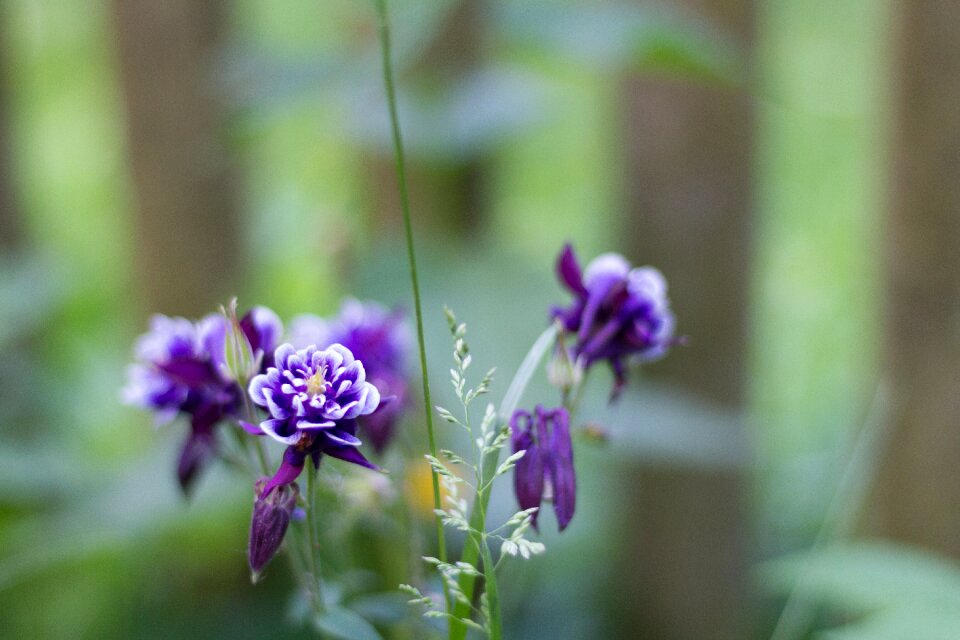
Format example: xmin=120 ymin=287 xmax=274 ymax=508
xmin=306 ymin=366 xmax=328 ymax=397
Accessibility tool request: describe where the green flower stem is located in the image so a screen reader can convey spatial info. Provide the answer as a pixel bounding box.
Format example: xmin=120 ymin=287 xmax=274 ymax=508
xmin=242 ymin=392 xmax=272 ymax=474
xmin=372 ymin=0 xmax=449 ymax=600
xmin=448 ymin=444 xmax=498 ymax=639
xmin=479 ymin=533 xmax=503 ymax=640
xmin=236 ymin=404 xmax=322 ymax=619
xmin=449 ymin=326 xmax=558 ymax=639
xmin=305 ymin=462 xmax=326 ymax=614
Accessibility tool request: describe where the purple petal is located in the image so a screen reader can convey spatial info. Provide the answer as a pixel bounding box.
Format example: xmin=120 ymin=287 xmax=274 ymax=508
xmin=556 ymin=243 xmax=587 ymax=296
xmin=262 ymin=447 xmax=306 ymax=494
xmin=320 ymin=444 xmax=381 ymax=471
xmin=239 ymin=420 xmax=265 ymax=436
xmin=514 ymin=444 xmax=545 ymax=529
xmin=241 ymin=306 xmax=283 ymax=361
xmin=296 ymin=419 xmax=335 ymax=430
xmin=259 ymin=418 xmax=301 ymax=445
xmin=287 ymin=314 xmax=331 ymax=350
xmin=545 ymin=407 xmax=576 ymax=531
xmin=322 ymin=429 xmax=362 ymax=447
xmin=157 ymin=359 xmax=213 ymax=388
xmin=177 ymin=430 xmax=216 ymax=496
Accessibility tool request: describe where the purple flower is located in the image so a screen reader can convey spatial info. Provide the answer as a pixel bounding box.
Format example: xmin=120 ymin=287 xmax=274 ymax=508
xmin=290 ymin=299 xmax=410 ymax=453
xmin=248 ymin=477 xmax=299 ymax=581
xmin=510 ymin=406 xmax=576 ymax=532
xmin=124 ymin=307 xmax=283 ymax=494
xmin=248 ymin=343 xmax=381 ymax=485
xmin=552 ymin=243 xmax=675 ymax=396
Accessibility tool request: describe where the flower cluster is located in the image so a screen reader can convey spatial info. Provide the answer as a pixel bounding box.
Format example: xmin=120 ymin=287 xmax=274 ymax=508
xmin=123 ymin=307 xmax=281 ymax=493
xmin=127 ymin=299 xmax=411 ymax=578
xmin=506 ymin=244 xmax=676 ymax=533
xmin=290 ymin=299 xmax=411 ymax=453
xmin=552 ymin=243 xmax=676 ymax=395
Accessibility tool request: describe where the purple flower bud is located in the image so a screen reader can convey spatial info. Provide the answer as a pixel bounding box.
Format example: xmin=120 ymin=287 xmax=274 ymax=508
xmin=248 ymin=478 xmax=300 ymax=581
xmin=210 ymin=303 xmax=284 ymax=382
xmin=248 ymin=343 xmax=381 ymax=471
xmin=510 ymin=406 xmax=576 ymax=532
xmin=551 ymin=244 xmax=676 ymax=397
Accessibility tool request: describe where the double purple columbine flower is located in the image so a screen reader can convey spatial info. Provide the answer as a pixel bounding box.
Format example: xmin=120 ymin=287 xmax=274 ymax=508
xmin=247 ymin=343 xmax=382 ymax=493
xmin=124 ymin=308 xmax=282 ymax=494
xmin=510 ymin=406 xmax=576 ymax=532
xmin=289 ymin=299 xmax=410 ymax=453
xmin=244 ymin=342 xmax=382 ymax=576
xmin=552 ymin=243 xmax=676 ymax=396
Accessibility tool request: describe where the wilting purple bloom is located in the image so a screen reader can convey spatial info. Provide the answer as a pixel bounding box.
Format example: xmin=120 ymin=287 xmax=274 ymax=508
xmin=290 ymin=299 xmax=410 ymax=453
xmin=248 ymin=343 xmax=381 ymax=486
xmin=510 ymin=406 xmax=576 ymax=532
xmin=552 ymin=243 xmax=675 ymax=396
xmin=248 ymin=477 xmax=299 ymax=581
xmin=124 ymin=307 xmax=282 ymax=494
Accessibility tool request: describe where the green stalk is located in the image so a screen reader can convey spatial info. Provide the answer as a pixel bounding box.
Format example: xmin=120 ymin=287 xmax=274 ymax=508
xmin=479 ymin=535 xmax=503 ymax=640
xmin=769 ymin=384 xmax=891 ymax=640
xmin=372 ymin=0 xmax=449 ymax=601
xmin=305 ymin=462 xmax=325 ymax=614
xmin=449 ymin=326 xmax=558 ymax=638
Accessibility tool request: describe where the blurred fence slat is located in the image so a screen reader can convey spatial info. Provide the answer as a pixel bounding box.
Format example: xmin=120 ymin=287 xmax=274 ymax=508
xmin=866 ymin=0 xmax=960 ymax=557
xmin=0 ymin=20 xmax=21 ymax=251
xmin=615 ymin=1 xmax=754 ymax=638
xmin=368 ymin=0 xmax=489 ymax=239
xmin=112 ymin=0 xmax=238 ymax=317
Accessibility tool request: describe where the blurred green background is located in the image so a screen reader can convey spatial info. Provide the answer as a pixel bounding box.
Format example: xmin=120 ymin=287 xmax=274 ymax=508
xmin=3 ymin=0 xmax=959 ymax=639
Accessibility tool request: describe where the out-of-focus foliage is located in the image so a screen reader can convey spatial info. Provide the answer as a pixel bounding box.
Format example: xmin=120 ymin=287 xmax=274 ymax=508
xmin=763 ymin=541 xmax=960 ymax=639
xmin=750 ymin=0 xmax=888 ymax=547
xmin=0 ymin=0 xmax=902 ymax=637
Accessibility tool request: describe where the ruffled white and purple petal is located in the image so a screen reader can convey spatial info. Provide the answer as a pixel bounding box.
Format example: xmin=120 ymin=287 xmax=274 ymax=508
xmin=248 ymin=342 xmax=382 ymax=446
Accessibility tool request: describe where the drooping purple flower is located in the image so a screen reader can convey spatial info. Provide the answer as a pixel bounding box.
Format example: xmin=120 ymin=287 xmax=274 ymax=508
xmin=510 ymin=405 xmax=576 ymax=532
xmin=289 ymin=299 xmax=410 ymax=453
xmin=247 ymin=343 xmax=381 ymax=484
xmin=124 ymin=307 xmax=283 ymax=494
xmin=552 ymin=243 xmax=676 ymax=396
xmin=248 ymin=477 xmax=299 ymax=581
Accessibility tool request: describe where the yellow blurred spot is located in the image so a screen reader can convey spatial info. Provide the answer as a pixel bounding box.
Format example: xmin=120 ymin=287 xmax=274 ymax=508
xmin=404 ymin=459 xmax=460 ymax=520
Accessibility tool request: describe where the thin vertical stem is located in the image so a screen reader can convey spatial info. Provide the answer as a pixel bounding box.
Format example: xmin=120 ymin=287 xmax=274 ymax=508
xmin=373 ymin=0 xmax=449 ymax=579
xmin=305 ymin=462 xmax=326 ymax=613
xmin=769 ymin=383 xmax=891 ymax=640
xmin=479 ymin=535 xmax=503 ymax=640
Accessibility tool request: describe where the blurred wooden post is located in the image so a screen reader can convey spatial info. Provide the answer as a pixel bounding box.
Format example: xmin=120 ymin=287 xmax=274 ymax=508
xmin=865 ymin=1 xmax=960 ymax=556
xmin=0 ymin=20 xmax=21 ymax=250
xmin=369 ymin=0 xmax=488 ymax=238
xmin=112 ymin=0 xmax=239 ymax=317
xmin=616 ymin=1 xmax=754 ymax=638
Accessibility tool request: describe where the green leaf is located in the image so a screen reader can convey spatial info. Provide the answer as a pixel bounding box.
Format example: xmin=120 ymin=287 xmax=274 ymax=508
xmin=762 ymin=541 xmax=960 ymax=612
xmin=499 ymin=324 xmax=558 ymax=420
xmin=497 ymin=2 xmax=742 ymax=85
xmin=314 ymin=607 xmax=383 ymax=640
xmin=819 ymin=605 xmax=960 ymax=640
xmin=349 ymin=592 xmax=411 ymax=625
